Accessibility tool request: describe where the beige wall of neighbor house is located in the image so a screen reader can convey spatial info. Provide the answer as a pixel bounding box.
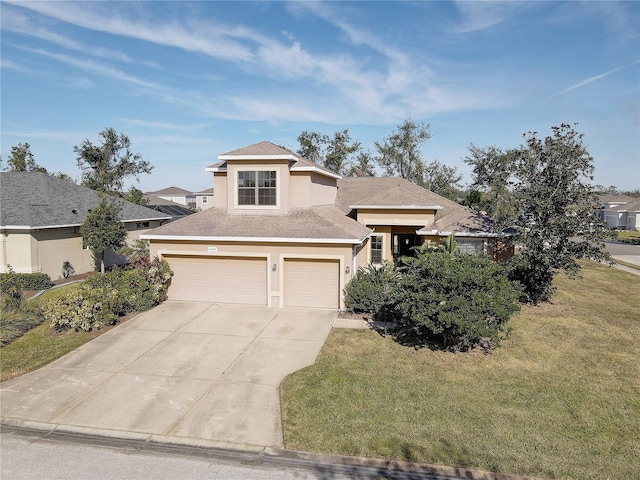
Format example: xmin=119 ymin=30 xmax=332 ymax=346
xmin=196 ymin=194 xmax=213 ymax=210
xmin=150 ymin=239 xmax=355 ymax=308
xmin=1 ymin=222 xmax=166 ymax=279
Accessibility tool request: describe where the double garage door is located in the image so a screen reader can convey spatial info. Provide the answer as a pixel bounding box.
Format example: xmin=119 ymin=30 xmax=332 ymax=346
xmin=164 ymin=255 xmax=339 ymax=309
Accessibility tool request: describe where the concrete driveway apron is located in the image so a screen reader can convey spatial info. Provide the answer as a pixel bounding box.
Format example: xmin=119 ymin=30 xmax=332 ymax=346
xmin=0 ymin=302 xmax=336 ymax=448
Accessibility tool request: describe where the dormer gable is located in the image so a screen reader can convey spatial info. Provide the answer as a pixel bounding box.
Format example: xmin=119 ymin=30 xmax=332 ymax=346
xmin=206 ymin=141 xmax=340 ymax=215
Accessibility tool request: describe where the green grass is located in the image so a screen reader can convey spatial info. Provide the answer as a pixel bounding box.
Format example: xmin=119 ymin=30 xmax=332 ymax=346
xmin=281 ymin=261 xmax=640 ymax=479
xmin=615 ymin=230 xmax=640 ymax=245
xmin=1 ymin=284 xmax=95 ymax=382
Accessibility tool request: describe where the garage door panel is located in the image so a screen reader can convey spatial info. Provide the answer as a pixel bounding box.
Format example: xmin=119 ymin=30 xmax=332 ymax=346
xmin=284 ymin=259 xmax=339 ymax=309
xmin=165 ymin=256 xmax=267 ymax=305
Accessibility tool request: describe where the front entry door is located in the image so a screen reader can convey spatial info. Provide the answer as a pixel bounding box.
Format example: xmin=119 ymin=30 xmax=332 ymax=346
xmin=396 ymin=234 xmax=419 ymax=258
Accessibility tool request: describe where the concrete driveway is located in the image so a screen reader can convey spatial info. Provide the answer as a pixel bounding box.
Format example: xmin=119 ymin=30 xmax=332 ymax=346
xmin=0 ymin=303 xmax=336 ymax=449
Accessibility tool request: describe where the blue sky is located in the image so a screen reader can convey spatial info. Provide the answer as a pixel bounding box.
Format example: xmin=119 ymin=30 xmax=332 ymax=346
xmin=1 ymin=1 xmax=639 ymax=192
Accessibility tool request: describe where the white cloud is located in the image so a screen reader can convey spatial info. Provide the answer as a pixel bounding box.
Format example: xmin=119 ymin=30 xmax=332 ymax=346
xmin=552 ymin=63 xmax=635 ymax=97
xmin=451 ymin=1 xmax=531 ymax=33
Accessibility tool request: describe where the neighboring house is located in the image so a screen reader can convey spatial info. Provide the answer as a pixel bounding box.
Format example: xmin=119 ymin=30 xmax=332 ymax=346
xmin=195 ymin=188 xmax=214 ymax=210
xmin=598 ymin=194 xmax=640 ymax=230
xmin=0 ymin=172 xmax=171 ymax=279
xmin=146 ymin=186 xmax=196 ymax=209
xmin=142 ymin=141 xmax=507 ymax=309
xmin=145 ymin=195 xmax=195 ymax=222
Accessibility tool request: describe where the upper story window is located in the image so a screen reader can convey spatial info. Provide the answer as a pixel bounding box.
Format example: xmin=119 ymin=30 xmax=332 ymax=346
xmin=238 ymin=171 xmax=277 ymax=206
xmin=202 ymin=196 xmax=208 ymax=204
xmin=371 ymin=235 xmax=383 ymax=264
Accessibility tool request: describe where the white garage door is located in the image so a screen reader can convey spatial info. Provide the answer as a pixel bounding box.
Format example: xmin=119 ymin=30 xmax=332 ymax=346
xmin=283 ymin=258 xmax=340 ymax=309
xmin=165 ymin=255 xmax=267 ymax=305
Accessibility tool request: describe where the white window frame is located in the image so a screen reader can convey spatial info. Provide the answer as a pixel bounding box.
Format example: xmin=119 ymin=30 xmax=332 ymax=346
xmin=370 ymin=235 xmax=384 ymax=264
xmin=235 ymin=169 xmax=279 ymax=209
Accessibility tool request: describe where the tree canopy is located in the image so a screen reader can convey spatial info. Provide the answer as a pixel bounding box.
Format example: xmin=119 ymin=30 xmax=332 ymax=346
xmin=465 ymin=123 xmax=612 ymax=303
xmin=74 ymin=128 xmax=153 ymax=195
xmin=1 ymin=143 xmax=47 ymax=173
xmin=296 ymin=129 xmax=363 ymax=176
xmin=80 ymin=194 xmax=128 ymax=273
xmin=374 ymin=118 xmax=431 ymax=184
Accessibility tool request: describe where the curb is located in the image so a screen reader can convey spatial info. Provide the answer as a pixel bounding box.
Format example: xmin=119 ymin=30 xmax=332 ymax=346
xmin=1 ymin=420 xmax=546 ymax=480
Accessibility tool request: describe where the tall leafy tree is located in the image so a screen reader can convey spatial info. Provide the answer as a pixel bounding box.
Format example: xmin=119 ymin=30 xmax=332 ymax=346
xmin=296 ymin=129 xmax=362 ymax=175
xmin=466 ymin=123 xmax=612 ymax=304
xmin=123 ymin=186 xmax=149 ymax=205
xmin=420 ymin=159 xmax=462 ymax=200
xmin=80 ymin=194 xmax=128 ymax=273
xmin=374 ymin=118 xmax=431 ymax=184
xmin=1 ymin=143 xmax=48 ymax=173
xmin=74 ymin=128 xmax=153 ymax=194
xmin=346 ymin=150 xmax=376 ymax=177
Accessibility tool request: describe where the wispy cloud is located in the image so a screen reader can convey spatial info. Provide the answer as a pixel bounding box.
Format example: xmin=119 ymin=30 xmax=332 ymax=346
xmin=14 ymin=44 xmax=165 ymax=92
xmin=451 ymin=1 xmax=532 ymax=33
xmin=117 ymin=118 xmax=210 ymax=132
xmin=1 ymin=7 xmax=134 ymax=63
xmin=552 ymin=63 xmax=636 ymax=97
xmin=0 ymin=58 xmax=33 ymax=73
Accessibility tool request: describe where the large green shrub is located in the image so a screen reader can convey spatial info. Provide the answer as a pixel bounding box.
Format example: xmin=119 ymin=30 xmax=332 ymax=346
xmin=0 ymin=272 xmax=53 ymax=292
xmin=46 ymin=257 xmax=173 ymax=332
xmin=393 ymin=252 xmax=521 ymax=351
xmin=344 ymin=262 xmax=398 ymax=316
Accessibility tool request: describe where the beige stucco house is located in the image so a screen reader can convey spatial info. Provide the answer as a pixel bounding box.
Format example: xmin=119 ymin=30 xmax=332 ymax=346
xmin=0 ymin=172 xmax=170 ymax=279
xmin=598 ymin=195 xmax=640 ymax=230
xmin=142 ymin=141 xmax=507 ymax=309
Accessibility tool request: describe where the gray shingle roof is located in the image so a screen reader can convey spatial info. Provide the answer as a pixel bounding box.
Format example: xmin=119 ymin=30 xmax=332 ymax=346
xmin=609 ymin=197 xmax=640 ymax=212
xmin=0 ymin=172 xmax=170 ymax=229
xmin=147 ymin=186 xmax=194 ymax=195
xmin=337 ymin=177 xmax=497 ymax=235
xmin=220 ymin=141 xmax=297 ymax=157
xmin=144 ymin=205 xmax=371 ymax=243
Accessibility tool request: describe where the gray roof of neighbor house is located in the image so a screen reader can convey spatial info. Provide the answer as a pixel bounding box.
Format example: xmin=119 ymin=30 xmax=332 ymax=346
xmin=196 ymin=188 xmax=214 ymax=195
xmin=598 ymin=194 xmax=633 ymax=205
xmin=142 ymin=205 xmax=371 ymax=243
xmin=0 ymin=172 xmax=170 ymax=229
xmin=337 ymin=177 xmax=498 ymax=235
xmin=147 ymin=186 xmax=194 ymax=196
xmin=608 ymin=197 xmax=640 ymax=212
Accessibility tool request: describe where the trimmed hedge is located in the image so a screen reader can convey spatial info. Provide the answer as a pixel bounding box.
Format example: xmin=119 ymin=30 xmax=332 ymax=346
xmin=0 ymin=272 xmax=53 ymax=292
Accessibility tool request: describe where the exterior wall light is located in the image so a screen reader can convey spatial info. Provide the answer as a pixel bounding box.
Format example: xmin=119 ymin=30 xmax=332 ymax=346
xmin=345 ymin=266 xmax=350 ymax=274
xmin=272 ymin=263 xmax=277 ymax=271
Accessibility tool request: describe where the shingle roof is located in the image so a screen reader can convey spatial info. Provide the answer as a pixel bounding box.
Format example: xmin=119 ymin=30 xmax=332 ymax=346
xmin=143 ymin=205 xmax=371 ymax=243
xmin=609 ymin=197 xmax=640 ymax=212
xmin=337 ymin=177 xmax=498 ymax=235
xmin=336 ymin=177 xmax=454 ymax=211
xmin=220 ymin=141 xmax=297 ymax=157
xmin=147 ymin=186 xmax=194 ymax=195
xmin=0 ymin=172 xmax=170 ymax=229
xmin=598 ymin=194 xmax=633 ymax=204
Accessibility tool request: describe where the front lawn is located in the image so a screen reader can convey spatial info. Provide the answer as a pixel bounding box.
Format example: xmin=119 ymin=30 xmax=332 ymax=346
xmin=281 ymin=261 xmax=640 ymax=479
xmin=1 ymin=284 xmax=114 ymax=382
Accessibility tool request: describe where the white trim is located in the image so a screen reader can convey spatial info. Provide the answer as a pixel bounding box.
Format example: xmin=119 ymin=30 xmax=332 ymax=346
xmin=416 ymin=228 xmax=503 ymax=238
xmin=290 ymin=166 xmax=342 ymax=180
xmin=350 ymin=205 xmax=443 ymax=210
xmin=205 ymin=166 xmax=227 ymax=173
xmin=141 ymin=234 xmax=366 ymax=244
xmin=218 ymin=154 xmax=299 ymax=161
xmin=1 ymin=217 xmax=170 ymax=231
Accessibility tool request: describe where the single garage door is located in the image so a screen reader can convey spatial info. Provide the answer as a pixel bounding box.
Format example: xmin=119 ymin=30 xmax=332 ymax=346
xmin=165 ymin=255 xmax=267 ymax=305
xmin=283 ymin=258 xmax=340 ymax=309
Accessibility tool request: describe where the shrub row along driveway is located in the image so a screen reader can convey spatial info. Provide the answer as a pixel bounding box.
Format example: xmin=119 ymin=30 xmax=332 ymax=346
xmin=0 ymin=302 xmax=336 ymax=448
